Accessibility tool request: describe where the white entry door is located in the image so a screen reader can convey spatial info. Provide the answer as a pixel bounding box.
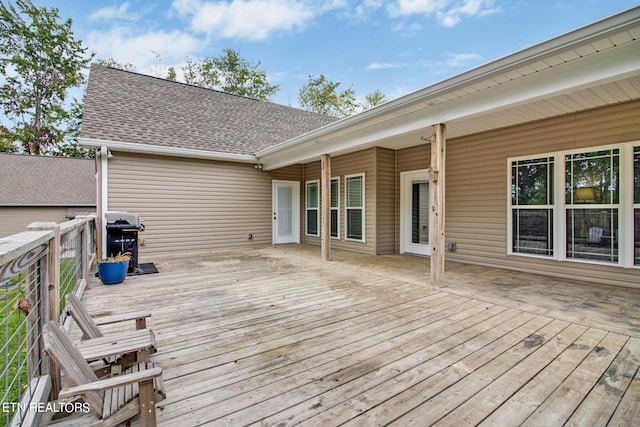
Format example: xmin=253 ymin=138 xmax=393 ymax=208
xmin=400 ymin=170 xmax=430 ymax=256
xmin=272 ymin=180 xmax=300 ymax=244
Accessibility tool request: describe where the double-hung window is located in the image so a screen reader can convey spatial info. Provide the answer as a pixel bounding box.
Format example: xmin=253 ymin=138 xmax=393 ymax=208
xmin=511 ymin=157 xmax=555 ymax=256
xmin=345 ymin=174 xmax=364 ymax=241
xmin=306 ymin=180 xmax=319 ymax=236
xmin=566 ymin=149 xmax=619 ymax=263
xmin=509 ymin=143 xmax=638 ymax=268
xmin=331 ymin=177 xmax=340 ymax=238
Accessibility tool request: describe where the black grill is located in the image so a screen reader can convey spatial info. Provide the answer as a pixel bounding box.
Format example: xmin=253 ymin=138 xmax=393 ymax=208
xmin=105 ymin=212 xmax=144 ymax=273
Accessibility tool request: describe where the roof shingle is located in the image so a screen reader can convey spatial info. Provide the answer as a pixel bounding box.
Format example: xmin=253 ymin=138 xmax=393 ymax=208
xmin=80 ymin=64 xmax=337 ymax=156
xmin=0 ymin=153 xmax=96 ymax=206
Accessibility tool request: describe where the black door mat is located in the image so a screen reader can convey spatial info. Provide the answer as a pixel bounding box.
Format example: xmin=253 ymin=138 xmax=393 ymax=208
xmin=128 ymin=262 xmax=159 ymax=276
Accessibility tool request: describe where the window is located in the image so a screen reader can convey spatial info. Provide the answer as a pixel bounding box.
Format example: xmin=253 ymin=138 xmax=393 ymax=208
xmin=509 ymin=143 xmax=639 ymax=268
xmin=635 ymin=146 xmax=640 ymax=265
xmin=511 ymin=157 xmax=554 ymax=256
xmin=565 ymin=149 xmax=619 ymax=263
xmin=306 ymin=180 xmax=319 ymax=236
xmin=331 ymin=178 xmax=340 ymax=238
xmin=345 ymin=174 xmax=364 ymax=241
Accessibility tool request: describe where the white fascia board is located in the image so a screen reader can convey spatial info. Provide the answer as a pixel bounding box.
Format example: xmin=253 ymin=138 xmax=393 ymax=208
xmin=79 ymin=138 xmax=258 ymax=163
xmin=259 ymin=39 xmax=640 ymax=171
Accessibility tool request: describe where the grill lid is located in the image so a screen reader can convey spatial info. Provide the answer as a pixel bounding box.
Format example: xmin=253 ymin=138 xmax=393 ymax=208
xmin=105 ymin=211 xmax=144 ymax=230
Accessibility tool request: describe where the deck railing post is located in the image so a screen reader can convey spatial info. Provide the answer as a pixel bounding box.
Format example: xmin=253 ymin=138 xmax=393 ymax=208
xmin=26 ymin=222 xmax=62 ymax=398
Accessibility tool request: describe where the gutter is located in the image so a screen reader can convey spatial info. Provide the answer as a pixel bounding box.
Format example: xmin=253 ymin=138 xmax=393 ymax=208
xmin=256 ymin=5 xmax=640 ymax=158
xmin=79 ymin=138 xmax=258 ymax=163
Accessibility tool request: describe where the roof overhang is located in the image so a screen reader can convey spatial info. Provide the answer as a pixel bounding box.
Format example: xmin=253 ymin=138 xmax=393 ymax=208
xmin=79 ymin=138 xmax=258 ymax=164
xmin=256 ymin=6 xmax=640 ymax=171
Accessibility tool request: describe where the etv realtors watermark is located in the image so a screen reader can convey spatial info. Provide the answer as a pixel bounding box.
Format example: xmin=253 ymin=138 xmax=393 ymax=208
xmin=2 ymin=401 xmax=91 ymax=415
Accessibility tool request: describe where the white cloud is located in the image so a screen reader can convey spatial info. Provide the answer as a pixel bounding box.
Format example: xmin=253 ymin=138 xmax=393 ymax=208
xmin=419 ymin=51 xmax=482 ymax=71
xmin=86 ymin=27 xmax=202 ymax=70
xmin=171 ymin=0 xmax=344 ymax=41
xmin=388 ymin=0 xmax=499 ymax=27
xmin=88 ymin=2 xmax=138 ymax=22
xmin=444 ymin=52 xmax=482 ymax=67
xmin=365 ymin=61 xmax=405 ymax=70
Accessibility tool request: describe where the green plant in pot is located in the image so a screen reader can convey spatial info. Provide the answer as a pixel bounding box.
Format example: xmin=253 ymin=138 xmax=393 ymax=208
xmin=98 ymin=252 xmax=131 ymax=285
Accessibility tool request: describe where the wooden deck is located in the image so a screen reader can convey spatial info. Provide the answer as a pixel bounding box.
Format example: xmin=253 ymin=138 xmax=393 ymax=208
xmin=61 ymin=245 xmax=640 ymax=426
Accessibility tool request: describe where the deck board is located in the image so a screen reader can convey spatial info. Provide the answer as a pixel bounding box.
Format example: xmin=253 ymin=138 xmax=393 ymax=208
xmin=60 ymin=246 xmax=640 ymax=427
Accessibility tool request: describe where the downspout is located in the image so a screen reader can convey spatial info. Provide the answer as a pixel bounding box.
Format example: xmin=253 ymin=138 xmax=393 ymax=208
xmin=99 ymin=146 xmax=109 ymax=259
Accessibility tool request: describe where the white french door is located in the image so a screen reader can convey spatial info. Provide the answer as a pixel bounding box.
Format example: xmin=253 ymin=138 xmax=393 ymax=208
xmin=400 ymin=170 xmax=430 ymax=256
xmin=272 ymin=180 xmax=300 ymax=244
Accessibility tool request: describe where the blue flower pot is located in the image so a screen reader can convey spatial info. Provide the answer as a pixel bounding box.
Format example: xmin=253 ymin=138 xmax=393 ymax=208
xmin=98 ymin=260 xmax=129 ymax=285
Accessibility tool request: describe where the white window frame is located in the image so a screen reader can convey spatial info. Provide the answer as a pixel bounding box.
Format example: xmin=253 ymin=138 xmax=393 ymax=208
xmin=345 ymin=173 xmax=365 ymax=242
xmin=507 ymin=141 xmax=639 ymax=269
xmin=305 ymin=180 xmax=319 ymax=237
xmin=508 ymin=156 xmax=556 ymax=259
xmin=331 ymin=177 xmax=340 ymax=239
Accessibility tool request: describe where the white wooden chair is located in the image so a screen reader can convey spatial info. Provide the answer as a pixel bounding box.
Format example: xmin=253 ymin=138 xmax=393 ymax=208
xmin=43 ymin=320 xmax=165 ymax=427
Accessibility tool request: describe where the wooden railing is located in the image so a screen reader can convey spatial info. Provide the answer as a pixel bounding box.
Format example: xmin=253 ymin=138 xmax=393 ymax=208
xmin=0 ymin=215 xmax=96 ymax=427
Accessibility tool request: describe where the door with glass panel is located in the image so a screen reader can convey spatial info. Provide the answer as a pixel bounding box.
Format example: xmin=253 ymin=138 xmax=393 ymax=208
xmin=400 ymin=170 xmax=430 ymax=256
xmin=272 ymin=180 xmax=300 ymax=244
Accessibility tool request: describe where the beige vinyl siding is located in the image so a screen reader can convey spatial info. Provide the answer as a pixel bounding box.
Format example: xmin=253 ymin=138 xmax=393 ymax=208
xmin=106 ymin=152 xmax=297 ymax=258
xmin=0 ymin=207 xmax=73 ymax=238
xmin=302 ymin=149 xmax=377 ymax=255
xmin=445 ymin=100 xmax=640 ymax=288
xmin=375 ymin=148 xmax=396 ymax=255
xmin=397 ymin=145 xmax=430 ymax=173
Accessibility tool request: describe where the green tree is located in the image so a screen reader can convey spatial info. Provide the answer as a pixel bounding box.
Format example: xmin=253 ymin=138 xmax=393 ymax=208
xmin=182 ymin=49 xmax=279 ymax=101
xmin=298 ymin=74 xmax=358 ymax=118
xmin=0 ymin=0 xmax=93 ymax=155
xmin=166 ymin=66 xmax=177 ymax=81
xmin=96 ymin=57 xmax=137 ymax=71
xmin=362 ymin=89 xmax=387 ymax=110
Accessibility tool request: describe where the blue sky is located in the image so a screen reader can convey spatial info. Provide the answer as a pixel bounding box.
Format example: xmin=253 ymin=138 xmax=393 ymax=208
xmin=32 ymin=0 xmax=639 ymax=108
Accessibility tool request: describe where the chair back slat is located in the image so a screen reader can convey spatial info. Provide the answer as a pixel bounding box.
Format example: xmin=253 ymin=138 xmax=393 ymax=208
xmin=66 ymin=294 xmax=104 ymax=339
xmin=42 ymin=321 xmax=104 ymax=416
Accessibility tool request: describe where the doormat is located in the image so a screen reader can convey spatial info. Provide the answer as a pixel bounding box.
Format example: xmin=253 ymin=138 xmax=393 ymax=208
xmin=128 ymin=262 xmax=159 ymax=276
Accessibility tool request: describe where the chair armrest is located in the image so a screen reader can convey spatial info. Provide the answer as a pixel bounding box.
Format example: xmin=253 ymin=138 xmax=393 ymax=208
xmin=77 ymin=329 xmax=155 ymax=361
xmin=93 ymin=311 xmax=151 ymax=327
xmin=59 ymin=367 xmax=162 ymax=399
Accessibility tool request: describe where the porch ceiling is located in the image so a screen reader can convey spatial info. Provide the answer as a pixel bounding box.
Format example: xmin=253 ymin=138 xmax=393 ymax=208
xmin=257 ymin=7 xmax=640 ymax=170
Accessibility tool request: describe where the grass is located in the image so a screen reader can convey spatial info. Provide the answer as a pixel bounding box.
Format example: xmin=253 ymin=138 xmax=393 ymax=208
xmin=0 ymin=245 xmax=85 ymax=426
xmin=1 ymin=276 xmax=30 ymax=427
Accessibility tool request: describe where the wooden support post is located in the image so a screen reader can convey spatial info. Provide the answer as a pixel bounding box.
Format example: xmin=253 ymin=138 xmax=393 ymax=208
xmin=321 ymin=154 xmax=331 ymax=261
xmin=430 ymin=124 xmax=446 ymax=286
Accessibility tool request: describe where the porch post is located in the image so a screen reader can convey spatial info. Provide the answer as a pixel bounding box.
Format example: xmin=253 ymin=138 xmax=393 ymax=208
xmin=321 ymin=154 xmax=331 ymax=261
xmin=430 ymin=124 xmax=446 ymax=285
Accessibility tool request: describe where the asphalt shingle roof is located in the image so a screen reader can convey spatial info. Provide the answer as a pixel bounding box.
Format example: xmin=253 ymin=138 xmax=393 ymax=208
xmin=0 ymin=153 xmax=96 ymax=206
xmin=80 ymin=64 xmax=338 ymax=156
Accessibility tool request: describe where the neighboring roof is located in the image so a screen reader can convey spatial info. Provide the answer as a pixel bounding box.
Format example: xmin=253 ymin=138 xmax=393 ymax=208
xmin=79 ymin=64 xmax=337 ymax=159
xmin=0 ymin=154 xmax=96 ymax=206
xmin=258 ymin=6 xmax=640 ymax=170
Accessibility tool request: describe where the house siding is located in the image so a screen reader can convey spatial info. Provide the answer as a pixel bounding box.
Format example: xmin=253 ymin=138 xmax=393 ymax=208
xmin=106 ymin=152 xmax=299 ymax=258
xmin=302 ymin=149 xmax=377 ymax=255
xmin=445 ymin=100 xmax=640 ymax=288
xmin=375 ymin=148 xmax=396 ymax=255
xmin=0 ymin=207 xmax=73 ymax=238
